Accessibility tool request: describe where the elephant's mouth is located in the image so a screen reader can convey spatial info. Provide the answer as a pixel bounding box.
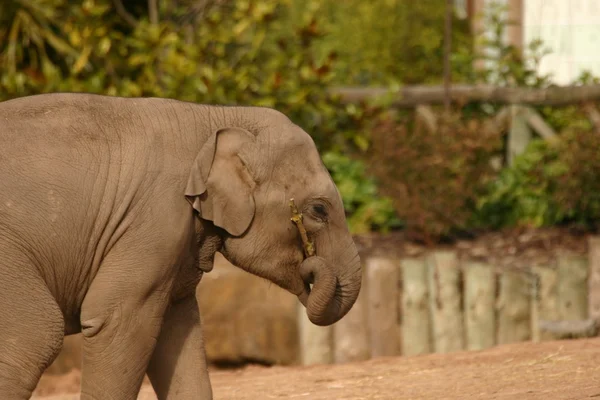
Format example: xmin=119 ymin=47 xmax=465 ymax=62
xmin=296 ymin=275 xmax=313 ymax=308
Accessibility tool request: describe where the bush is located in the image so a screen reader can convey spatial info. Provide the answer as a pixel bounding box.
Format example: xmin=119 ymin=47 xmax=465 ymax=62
xmin=476 ymin=129 xmax=600 ymax=231
xmin=322 ymin=151 xmax=401 ymax=234
xmin=0 ymin=0 xmax=351 ymax=150
xmin=295 ymin=0 xmax=474 ymax=85
xmin=366 ymin=110 xmax=502 ymax=243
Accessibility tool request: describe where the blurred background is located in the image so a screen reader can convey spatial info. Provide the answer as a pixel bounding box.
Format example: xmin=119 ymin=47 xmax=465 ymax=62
xmin=3 ymin=0 xmax=600 ymax=240
xmin=4 ymin=0 xmax=600 ymax=387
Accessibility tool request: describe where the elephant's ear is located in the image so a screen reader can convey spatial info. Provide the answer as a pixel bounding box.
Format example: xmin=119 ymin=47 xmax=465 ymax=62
xmin=185 ymin=127 xmax=257 ymax=237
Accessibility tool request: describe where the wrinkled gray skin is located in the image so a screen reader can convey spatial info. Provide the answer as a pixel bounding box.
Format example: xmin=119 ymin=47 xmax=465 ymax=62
xmin=0 ymin=93 xmax=361 ymax=399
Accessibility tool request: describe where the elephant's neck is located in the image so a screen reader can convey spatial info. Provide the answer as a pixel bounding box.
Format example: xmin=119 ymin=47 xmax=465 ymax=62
xmin=189 ymin=104 xmax=238 ymax=144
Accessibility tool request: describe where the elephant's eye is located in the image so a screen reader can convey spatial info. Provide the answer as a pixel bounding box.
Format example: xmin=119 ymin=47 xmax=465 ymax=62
xmin=311 ymin=204 xmax=328 ymax=220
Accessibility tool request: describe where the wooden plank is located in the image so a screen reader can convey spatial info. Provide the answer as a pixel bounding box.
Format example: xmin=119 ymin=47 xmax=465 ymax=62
xmin=523 ymin=107 xmax=557 ymax=141
xmin=531 ymin=266 xmax=560 ymax=342
xmin=464 ymin=261 xmax=496 ymax=351
xmin=333 ymin=267 xmax=370 ymax=363
xmin=538 ymin=319 xmax=599 ymax=339
xmin=427 ymin=251 xmax=464 ymax=353
xmin=496 ymin=270 xmax=531 ymax=344
xmin=366 ymin=257 xmax=401 ymax=357
xmin=415 ymin=104 xmax=438 ymax=133
xmin=297 ymin=304 xmax=333 ymax=365
xmin=401 ymin=257 xmax=432 ymax=356
xmin=588 ymin=236 xmax=600 ymax=320
xmin=557 ymin=252 xmax=589 ymax=321
xmin=530 ymin=268 xmax=540 ymax=342
xmin=493 ymin=106 xmax=511 ymax=131
xmin=329 ymin=84 xmax=600 ymax=107
xmin=583 ymin=102 xmax=600 ymax=133
xmin=507 ymin=105 xmax=532 ymax=165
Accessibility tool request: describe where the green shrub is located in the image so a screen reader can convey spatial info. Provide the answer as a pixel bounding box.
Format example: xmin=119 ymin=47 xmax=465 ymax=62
xmin=0 ymin=0 xmax=353 ymax=151
xmin=292 ymin=0 xmax=474 ymax=85
xmin=474 ymin=139 xmax=563 ymax=228
xmin=322 ymin=151 xmax=401 ymax=234
xmin=475 ymin=130 xmax=600 ymax=230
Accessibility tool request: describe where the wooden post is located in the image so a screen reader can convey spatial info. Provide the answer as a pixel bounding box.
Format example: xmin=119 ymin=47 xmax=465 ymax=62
xmin=469 ymin=0 xmax=486 ymax=72
xmin=523 ymin=107 xmax=557 ymax=141
xmin=531 ymin=266 xmax=559 ymax=341
xmin=443 ymin=0 xmax=453 ymax=113
xmin=508 ymin=105 xmax=532 ymax=165
xmin=297 ymin=304 xmax=333 ymax=366
xmin=333 ymin=268 xmax=370 ymax=363
xmin=506 ymin=0 xmax=524 ymax=55
xmin=401 ymin=257 xmax=432 ymax=356
xmin=366 ymin=257 xmax=401 ymax=357
xmin=530 ymin=268 xmax=540 ymax=342
xmin=496 ymin=270 xmax=531 ymax=344
xmin=427 ymin=251 xmax=464 ymax=353
xmin=415 ymin=104 xmax=438 ymax=133
xmin=464 ymin=261 xmax=496 ymax=351
xmin=588 ymin=236 xmax=600 ymax=320
xmin=557 ymin=252 xmax=589 ymax=321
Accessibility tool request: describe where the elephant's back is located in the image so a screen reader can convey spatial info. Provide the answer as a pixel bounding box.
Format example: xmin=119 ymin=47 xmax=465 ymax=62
xmin=0 ymin=93 xmax=138 ymax=146
xmin=0 ymin=93 xmax=131 ymax=254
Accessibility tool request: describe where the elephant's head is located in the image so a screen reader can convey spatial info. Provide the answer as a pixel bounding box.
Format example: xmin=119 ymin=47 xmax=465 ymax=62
xmin=185 ymin=108 xmax=361 ymax=326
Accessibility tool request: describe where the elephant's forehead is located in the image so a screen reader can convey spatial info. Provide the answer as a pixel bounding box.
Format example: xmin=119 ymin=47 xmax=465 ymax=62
xmin=266 ymin=134 xmax=320 ymax=169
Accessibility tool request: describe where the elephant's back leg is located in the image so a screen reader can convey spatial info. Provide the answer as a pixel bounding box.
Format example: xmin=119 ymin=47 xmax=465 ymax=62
xmin=0 ymin=244 xmax=64 ymax=399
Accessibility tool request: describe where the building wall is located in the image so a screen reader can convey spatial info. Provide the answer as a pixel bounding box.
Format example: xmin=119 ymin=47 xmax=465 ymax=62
xmin=524 ymin=0 xmax=600 ymax=84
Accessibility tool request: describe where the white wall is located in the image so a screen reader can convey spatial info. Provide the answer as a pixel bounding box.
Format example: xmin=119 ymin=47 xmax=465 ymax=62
xmin=524 ymin=0 xmax=600 ymax=84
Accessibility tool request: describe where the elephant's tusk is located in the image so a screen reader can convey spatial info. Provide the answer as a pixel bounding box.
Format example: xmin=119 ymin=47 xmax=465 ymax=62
xmin=289 ymin=198 xmax=315 ymax=258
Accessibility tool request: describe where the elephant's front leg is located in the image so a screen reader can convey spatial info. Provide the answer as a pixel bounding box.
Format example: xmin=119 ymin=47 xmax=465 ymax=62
xmin=147 ymin=293 xmax=213 ymax=400
xmin=78 ymin=252 xmax=174 ymax=400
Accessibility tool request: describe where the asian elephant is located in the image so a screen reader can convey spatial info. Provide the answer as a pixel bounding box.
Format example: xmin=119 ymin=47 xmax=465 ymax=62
xmin=0 ymin=93 xmax=361 ymax=400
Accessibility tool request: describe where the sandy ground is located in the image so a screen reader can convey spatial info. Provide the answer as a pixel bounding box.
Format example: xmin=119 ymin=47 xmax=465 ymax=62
xmin=34 ymin=337 xmax=600 ymax=400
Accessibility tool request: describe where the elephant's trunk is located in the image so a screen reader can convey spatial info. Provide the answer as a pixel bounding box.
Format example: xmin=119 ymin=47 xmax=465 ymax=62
xmin=298 ymin=247 xmax=361 ymax=326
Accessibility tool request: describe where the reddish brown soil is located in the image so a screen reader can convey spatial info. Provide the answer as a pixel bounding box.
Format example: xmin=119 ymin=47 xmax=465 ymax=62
xmin=34 ymin=338 xmax=600 ymax=400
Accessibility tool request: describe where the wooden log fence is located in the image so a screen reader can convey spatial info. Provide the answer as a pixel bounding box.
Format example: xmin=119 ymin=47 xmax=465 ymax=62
xmin=427 ymin=251 xmax=464 ymax=353
xmin=366 ymin=257 xmax=400 ymax=358
xmin=331 ymin=83 xmax=600 ymax=169
xmin=329 ymin=84 xmax=600 ymax=108
xmin=297 ymin=236 xmax=600 ymax=365
xmin=496 ymin=269 xmax=531 ymax=344
xmin=293 ymin=84 xmax=600 ymax=365
xmin=531 ymin=265 xmax=559 ymax=342
xmin=464 ymin=261 xmax=496 ymax=351
xmin=401 ymin=257 xmax=431 ymax=356
xmin=589 ymin=236 xmax=600 ymax=320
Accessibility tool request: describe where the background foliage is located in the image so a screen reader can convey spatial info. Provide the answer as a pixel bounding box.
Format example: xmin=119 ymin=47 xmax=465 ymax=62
xmin=367 ymin=110 xmax=503 ymax=243
xmin=2 ymin=0 xmax=599 ymax=240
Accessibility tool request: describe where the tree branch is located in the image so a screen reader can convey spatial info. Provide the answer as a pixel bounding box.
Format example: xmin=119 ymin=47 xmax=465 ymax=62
xmin=289 ymin=199 xmax=315 ymax=258
xmin=148 ymin=0 xmax=159 ymax=25
xmin=112 ymin=0 xmax=138 ymax=28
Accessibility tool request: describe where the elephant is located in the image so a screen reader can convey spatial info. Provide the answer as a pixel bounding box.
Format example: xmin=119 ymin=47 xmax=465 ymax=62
xmin=0 ymin=93 xmax=362 ymax=399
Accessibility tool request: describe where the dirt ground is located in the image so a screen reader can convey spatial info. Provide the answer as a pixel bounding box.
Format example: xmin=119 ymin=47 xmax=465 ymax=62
xmin=34 ymin=337 xmax=600 ymax=400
